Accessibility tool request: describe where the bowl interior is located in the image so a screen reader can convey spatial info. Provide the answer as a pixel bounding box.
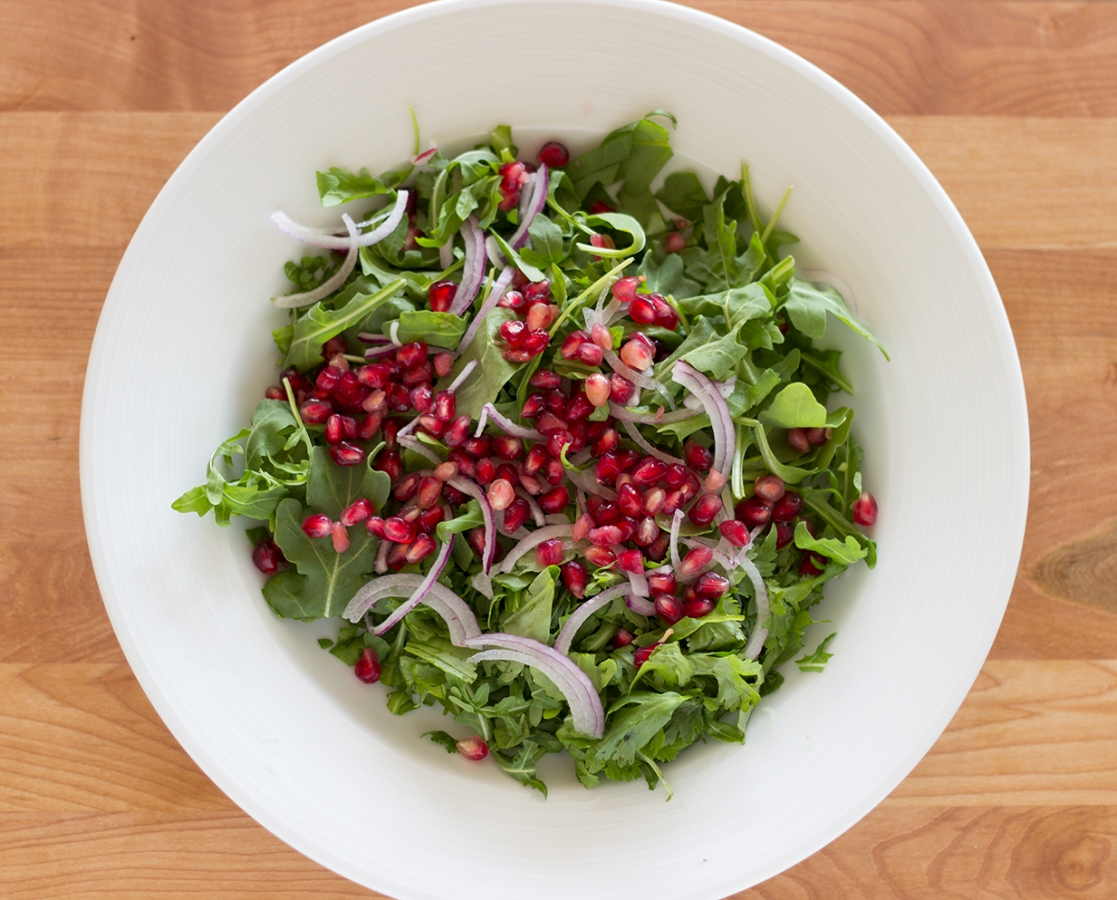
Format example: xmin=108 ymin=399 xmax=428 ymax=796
xmin=81 ymin=2 xmax=1028 ymax=898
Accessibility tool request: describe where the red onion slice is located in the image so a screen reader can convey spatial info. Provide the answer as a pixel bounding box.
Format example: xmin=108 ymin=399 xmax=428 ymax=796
xmin=270 ymin=190 xmax=409 ymax=250
xmin=448 ymin=217 xmax=486 ymax=316
xmin=462 ymin=633 xmax=604 ymax=738
xmin=397 ymin=434 xmax=442 ymax=465
xmin=439 ymin=239 xmax=454 ymax=270
xmin=343 ymin=573 xmax=482 ymax=647
xmin=369 ymin=536 xmax=456 ymax=637
xmin=413 ymin=146 xmax=438 ymax=165
xmin=553 ymin=584 xmax=629 ymax=655
xmin=474 ymin=400 xmax=544 ymax=442
xmin=602 ymin=346 xmax=670 ymax=399
xmin=509 ymin=164 xmax=549 ymax=250
xmin=496 ymin=523 xmax=574 ymax=574
xmin=446 ymin=359 xmax=477 ymax=393
xmin=617 ymin=416 xmax=684 ymax=466
xmin=624 ymin=594 xmax=657 ymax=616
xmin=273 ymin=214 xmax=360 ymax=309
xmin=627 ymin=567 xmax=649 ymax=597
xmin=672 ymin=361 xmax=736 ymax=478
xmin=740 ymin=554 xmax=770 ymax=660
xmin=669 ymin=509 xmax=684 ymax=574
xmin=374 ymin=538 xmax=391 ymax=574
xmin=683 ymin=375 xmax=736 ymax=410
xmin=456 ymin=267 xmax=514 ymax=355
xmin=448 ymin=476 xmax=498 ymax=574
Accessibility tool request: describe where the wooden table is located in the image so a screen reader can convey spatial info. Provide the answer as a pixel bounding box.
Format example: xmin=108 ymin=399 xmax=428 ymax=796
xmin=4 ymin=1 xmax=1116 ymax=896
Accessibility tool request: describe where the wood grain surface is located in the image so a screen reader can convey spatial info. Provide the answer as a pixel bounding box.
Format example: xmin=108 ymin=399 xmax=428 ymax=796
xmin=2 ymin=0 xmax=1115 ymax=897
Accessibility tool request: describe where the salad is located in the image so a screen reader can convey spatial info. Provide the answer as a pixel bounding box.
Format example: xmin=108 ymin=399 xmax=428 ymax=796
xmin=174 ymin=112 xmax=884 ymax=796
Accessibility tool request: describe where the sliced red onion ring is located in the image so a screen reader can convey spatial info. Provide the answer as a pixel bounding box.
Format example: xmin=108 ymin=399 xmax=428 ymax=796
xmin=474 ymin=400 xmax=544 ymax=441
xmin=273 ymin=214 xmax=360 ymax=309
xmin=462 ymin=633 xmax=604 ymax=738
xmin=397 ymin=434 xmax=442 ymax=465
xmin=627 ymin=567 xmax=649 ymax=597
xmin=624 ymin=594 xmax=657 ymax=616
xmin=472 ymin=571 xmax=494 ymax=600
xmin=553 ymin=584 xmax=629 ymax=655
xmin=439 ymin=238 xmax=454 ymax=270
xmin=270 ymin=190 xmax=409 ymax=250
xmin=602 ymin=346 xmax=670 ymax=400
xmin=413 ymin=146 xmax=438 ymax=165
xmin=683 ymin=375 xmax=736 ymax=410
xmin=448 ymin=218 xmax=486 ymax=316
xmin=607 ymin=404 xmax=698 ymax=426
xmin=375 ymin=538 xmax=391 ymax=574
xmin=740 ymin=554 xmax=770 ymax=660
xmin=617 ymin=416 xmax=684 ymax=466
xmin=509 ymin=164 xmax=549 ymax=250
xmin=456 ymin=267 xmax=514 ymax=356
xmin=343 ymin=573 xmax=482 ymax=647
xmin=448 ymin=476 xmax=497 ymax=574
xmin=544 ymin=513 xmax=572 ymax=526
xmin=496 ymin=523 xmax=574 ymax=574
xmin=364 ymin=343 xmax=399 ymax=360
xmin=369 ymin=536 xmax=456 ymax=637
xmin=357 ymin=333 xmax=394 ymax=344
xmin=672 ymin=361 xmax=736 ymax=478
xmin=669 ymin=509 xmax=684 ymax=575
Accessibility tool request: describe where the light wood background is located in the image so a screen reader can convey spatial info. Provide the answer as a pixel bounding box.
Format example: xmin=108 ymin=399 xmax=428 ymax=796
xmin=3 ymin=0 xmax=1116 ymax=897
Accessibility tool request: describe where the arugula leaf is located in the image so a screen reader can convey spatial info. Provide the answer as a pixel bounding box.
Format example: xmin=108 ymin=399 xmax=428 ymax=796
xmin=760 ymin=383 xmax=829 ymax=429
xmin=264 ymin=498 xmax=378 ymax=620
xmin=305 ymin=446 xmax=391 ymax=519
xmin=782 ymin=278 xmax=888 ymax=359
xmin=793 ymin=521 xmax=867 ymax=566
xmin=654 ymin=171 xmax=709 ymax=220
xmin=423 ymin=730 xmax=461 ymax=754
xmin=637 ymin=250 xmax=701 ymax=301
xmin=592 ymin=691 xmax=687 ymax=768
xmin=283 ymin=279 xmax=405 ymax=370
xmin=680 ymin=323 xmax=747 ymax=380
xmin=796 ymin=633 xmax=837 ymax=673
xmin=390 ymin=310 xmax=466 ymax=348
xmin=441 ymin=307 xmax=520 ymax=419
xmin=317 ymin=166 xmax=410 ymax=207
xmin=500 ymin=568 xmax=556 ymax=644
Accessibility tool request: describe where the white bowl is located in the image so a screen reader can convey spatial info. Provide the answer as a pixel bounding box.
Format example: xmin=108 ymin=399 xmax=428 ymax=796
xmin=81 ymin=1 xmax=1029 ymax=897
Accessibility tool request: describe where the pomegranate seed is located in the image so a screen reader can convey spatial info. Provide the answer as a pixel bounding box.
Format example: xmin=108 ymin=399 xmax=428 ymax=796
xmin=521 ymin=394 xmax=546 ymax=418
xmin=535 ymin=412 xmax=568 ymax=437
xmin=396 ymin=342 xmax=428 ymax=368
xmin=679 ymin=545 xmax=713 ymax=577
xmin=386 ymin=541 xmax=411 ymax=570
xmin=340 ymin=498 xmax=374 ymax=526
xmin=497 ymin=289 xmax=525 ymax=310
xmin=646 ymin=535 xmax=670 ymax=562
xmin=495 ymin=462 xmax=520 ymax=486
xmin=443 ymin=485 xmax=467 ymax=506
xmin=583 ymin=545 xmax=616 ymax=567
xmin=323 ymin=336 xmax=349 ymax=359
xmin=853 ymin=491 xmax=878 ymax=526
xmin=554 ymin=562 xmax=587 ymax=603
xmin=633 ymin=642 xmax=661 ymax=668
xmin=492 ymin=436 xmax=523 ymax=460
xmin=774 ymin=520 xmax=795 ymax=549
xmin=466 ymin=527 xmax=487 ymax=557
xmin=595 ymin=453 xmax=622 ymax=486
xmin=354 ymin=647 xmax=381 ymax=683
xmin=592 ymin=428 xmax=620 ymax=456
xmin=719 ymin=520 xmax=750 ymax=547
xmin=357 ymin=363 xmax=390 ymax=389
xmin=604 ymin=628 xmax=632 ymax=651
xmin=612 ymin=276 xmax=641 ymax=303
xmin=637 ymin=487 xmax=663 ymax=517
xmin=736 ymin=496 xmax=773 ymax=527
xmin=609 ymin=375 xmax=636 ymax=405
xmin=522 ymin=330 xmax=549 ymax=357
xmin=634 ymin=517 xmax=659 ymax=546
xmin=486 ymin=478 xmax=515 ymax=511
xmin=383 ymin=516 xmax=416 ymax=544
xmin=280 ymin=368 xmax=311 ymax=394
xmin=265 ymin=385 xmax=285 ymax=400
xmin=374 ymin=449 xmax=403 ymax=482
xmin=331 ymin=521 xmax=350 ymax=553
xmin=754 ymin=475 xmax=786 ymax=504
xmin=536 ymin=539 xmax=565 ymax=567
xmin=704 ymin=470 xmax=727 ymax=493
xmin=563 ymin=393 xmax=592 ymax=423
xmin=364 ymin=516 xmax=387 ymax=537
xmin=416 ymin=476 xmax=443 ymax=509
xmin=315 ymin=366 xmax=342 ymax=395
xmin=400 ymin=505 xmax=423 ymax=525
xmin=590 ymin=323 xmax=613 ymax=350
xmin=522 ymin=444 xmax=549 ymax=475
xmin=387 ymin=383 xmax=411 ymax=411
xmin=800 ymin=552 xmax=827 ymax=577
xmin=568 ymin=420 xmax=588 ymax=452
xmin=362 ymin=389 xmax=387 ymax=415
xmin=655 ymin=594 xmax=685 ymax=624
xmin=660 ymin=464 xmax=684 ymax=489
xmin=403 ymin=533 xmax=435 ymax=564
xmin=616 ymin=483 xmax=643 ymax=517
xmin=501 ymin=498 xmax=531 ymax=534
xmin=805 ymin=426 xmax=832 ymax=446
xmin=663 ymin=490 xmax=685 ymax=515
xmin=619 ymin=336 xmax=654 ymax=370
xmin=616 ymin=548 xmax=644 ymax=574
xmin=395 ymin=472 xmax=422 ymax=502
xmin=418 ymin=414 xmax=447 ymax=438
xmin=517 ymin=472 xmax=542 ymax=495
xmin=410 ymin=384 xmax=434 ymax=414
xmin=587 ymin=525 xmax=623 ymax=547
xmin=500 ymin=319 xmax=528 ymax=346
xmin=688 ymin=493 xmax=723 ymax=527
xmin=428 ymin=280 xmax=457 ymax=312
xmin=440 ymin=415 xmax=469 ymax=448
xmin=523 ymin=281 xmax=552 ymax=304
xmin=252 ymin=538 xmax=283 ymax=574
xmin=402 ymin=361 xmax=434 ymax=386
xmin=546 ymin=430 xmax=573 ymax=460
xmin=503 ymin=347 xmax=533 ymax=364
xmin=787 ymin=428 xmax=811 ymax=454
xmin=525 ymin=302 xmax=552 ymax=332
xmin=330 ymin=442 xmax=365 ymax=466
xmin=526 ymin=370 xmax=558 ymax=391
xmin=652 ymin=296 xmax=680 ymax=331
xmin=456 ymin=735 xmax=489 ymax=761
xmin=537 ymin=485 xmax=570 ymax=515
xmin=464 ymin=436 xmax=492 ymax=458
xmin=684 ymin=596 xmax=716 ymax=618
xmin=418 ymin=506 xmax=446 ymax=533
xmin=771 ymin=491 xmax=803 ymax=522
xmin=325 ymin=414 xmax=345 ymax=445
xmin=647 ymin=572 xmax=677 ymax=595
xmin=498 ymin=190 xmax=519 ymax=212
xmin=684 ymin=440 xmax=713 ymax=472
xmin=300 ymin=398 xmax=333 ymax=424
xmin=560 ymin=331 xmax=588 ymax=360
xmin=432 ymin=351 xmax=454 ymax=378
xmin=571 ymin=513 xmax=594 ymax=542
xmin=542 ymin=390 xmax=565 ymax=415
xmin=665 ymin=231 xmax=688 ymax=254
xmin=695 ymin=572 xmax=730 ymax=599
xmin=333 ymin=371 xmax=366 ymax=409
xmin=629 ymin=295 xmax=657 ymax=324
xmin=433 ymin=461 xmax=459 ymax=482
xmin=474 ymin=458 xmax=496 ymax=484
xmin=448 ymin=448 xmax=473 ymax=478
xmin=500 ymin=160 xmax=527 ymax=191
xmin=631 ymin=457 xmax=668 ymax=486
xmin=537 ymin=141 xmax=570 ymax=167
xmin=584 ymin=374 xmax=611 ymax=407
